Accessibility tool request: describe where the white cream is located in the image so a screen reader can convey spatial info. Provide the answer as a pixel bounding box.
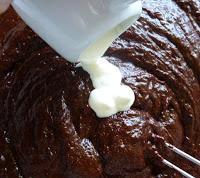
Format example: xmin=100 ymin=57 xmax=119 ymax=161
xmin=89 ymin=86 xmax=135 ymax=118
xmin=81 ymin=57 xmax=122 ymax=88
xmin=79 ymin=8 xmax=142 ymax=118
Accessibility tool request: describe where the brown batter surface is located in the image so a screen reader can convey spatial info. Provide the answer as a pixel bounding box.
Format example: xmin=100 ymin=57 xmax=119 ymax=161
xmin=0 ymin=0 xmax=200 ymax=177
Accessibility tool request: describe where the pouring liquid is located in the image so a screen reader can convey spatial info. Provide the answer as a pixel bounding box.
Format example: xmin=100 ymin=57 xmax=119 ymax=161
xmin=79 ymin=16 xmax=137 ymax=118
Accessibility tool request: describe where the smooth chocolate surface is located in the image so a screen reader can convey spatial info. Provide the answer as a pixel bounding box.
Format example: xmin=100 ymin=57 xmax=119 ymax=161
xmin=0 ymin=0 xmax=200 ymax=177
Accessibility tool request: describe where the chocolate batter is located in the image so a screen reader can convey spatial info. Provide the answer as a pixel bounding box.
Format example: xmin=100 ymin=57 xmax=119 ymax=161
xmin=0 ymin=0 xmax=199 ymax=177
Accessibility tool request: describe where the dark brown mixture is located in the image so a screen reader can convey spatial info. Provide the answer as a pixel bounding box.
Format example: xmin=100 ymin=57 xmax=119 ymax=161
xmin=0 ymin=0 xmax=200 ymax=177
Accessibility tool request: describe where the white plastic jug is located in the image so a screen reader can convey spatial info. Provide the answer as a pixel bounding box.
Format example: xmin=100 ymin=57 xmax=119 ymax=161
xmin=12 ymin=0 xmax=142 ymax=62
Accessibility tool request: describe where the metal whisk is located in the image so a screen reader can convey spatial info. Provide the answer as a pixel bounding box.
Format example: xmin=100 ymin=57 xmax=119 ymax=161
xmin=163 ymin=143 xmax=200 ymax=178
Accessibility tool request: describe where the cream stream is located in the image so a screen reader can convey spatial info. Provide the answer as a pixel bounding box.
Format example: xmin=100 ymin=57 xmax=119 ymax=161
xmin=79 ymin=4 xmax=142 ymax=118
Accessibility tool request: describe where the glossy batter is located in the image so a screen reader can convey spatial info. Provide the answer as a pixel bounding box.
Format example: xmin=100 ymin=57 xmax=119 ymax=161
xmin=0 ymin=0 xmax=199 ymax=177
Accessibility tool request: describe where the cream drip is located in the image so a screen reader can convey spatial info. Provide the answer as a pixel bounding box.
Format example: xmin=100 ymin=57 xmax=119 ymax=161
xmin=79 ymin=1 xmax=142 ymax=117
